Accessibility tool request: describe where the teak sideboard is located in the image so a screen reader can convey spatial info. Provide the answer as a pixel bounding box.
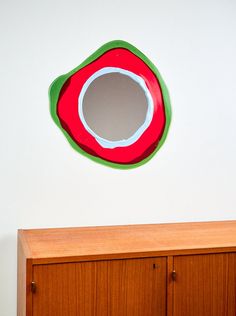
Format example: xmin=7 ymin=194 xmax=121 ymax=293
xmin=18 ymin=220 xmax=236 ymax=316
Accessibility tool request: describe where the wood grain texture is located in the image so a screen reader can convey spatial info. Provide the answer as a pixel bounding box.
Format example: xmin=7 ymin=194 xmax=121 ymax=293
xmin=167 ymin=256 xmax=174 ymax=316
xmin=173 ymin=253 xmax=231 ymax=316
xmin=227 ymin=253 xmax=236 ymax=316
xmin=18 ymin=220 xmax=236 ymax=264
xmin=107 ymin=257 xmax=166 ymax=316
xmin=33 ymin=263 xmax=77 ymax=316
xmin=32 ymin=257 xmax=166 ymax=316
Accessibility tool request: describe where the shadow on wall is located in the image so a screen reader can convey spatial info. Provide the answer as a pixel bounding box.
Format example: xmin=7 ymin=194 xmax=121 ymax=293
xmin=0 ymin=234 xmax=17 ymax=316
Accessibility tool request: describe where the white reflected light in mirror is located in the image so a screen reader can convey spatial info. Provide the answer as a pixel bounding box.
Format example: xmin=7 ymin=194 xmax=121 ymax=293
xmin=79 ymin=67 xmax=154 ymax=149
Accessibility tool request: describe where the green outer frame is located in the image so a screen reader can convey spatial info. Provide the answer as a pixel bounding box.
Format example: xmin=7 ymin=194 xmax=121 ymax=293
xmin=49 ymin=40 xmax=172 ymax=169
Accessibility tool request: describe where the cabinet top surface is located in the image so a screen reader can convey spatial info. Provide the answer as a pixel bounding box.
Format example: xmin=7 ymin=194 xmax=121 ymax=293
xmin=18 ymin=220 xmax=236 ymax=263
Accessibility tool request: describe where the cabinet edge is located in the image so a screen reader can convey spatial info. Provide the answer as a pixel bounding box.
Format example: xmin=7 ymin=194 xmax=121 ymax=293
xmin=30 ymin=247 xmax=236 ymax=265
xmin=17 ymin=233 xmax=33 ymax=316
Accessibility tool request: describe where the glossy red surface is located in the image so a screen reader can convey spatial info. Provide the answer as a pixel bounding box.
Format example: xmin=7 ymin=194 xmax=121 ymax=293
xmin=57 ymin=48 xmax=166 ymax=165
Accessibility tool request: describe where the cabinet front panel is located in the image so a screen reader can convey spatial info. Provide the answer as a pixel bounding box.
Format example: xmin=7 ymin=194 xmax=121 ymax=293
xmin=173 ymin=253 xmax=234 ymax=316
xmin=108 ymin=257 xmax=166 ymax=316
xmin=33 ymin=257 xmax=166 ymax=316
xmin=33 ymin=263 xmax=78 ymax=316
xmin=227 ymin=253 xmax=236 ymax=316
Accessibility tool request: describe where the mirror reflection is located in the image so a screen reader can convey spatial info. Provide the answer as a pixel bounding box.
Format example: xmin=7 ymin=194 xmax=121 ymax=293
xmin=82 ymin=73 xmax=148 ymax=142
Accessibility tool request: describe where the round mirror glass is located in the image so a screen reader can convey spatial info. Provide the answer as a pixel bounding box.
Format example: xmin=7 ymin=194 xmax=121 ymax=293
xmin=82 ymin=72 xmax=148 ymax=142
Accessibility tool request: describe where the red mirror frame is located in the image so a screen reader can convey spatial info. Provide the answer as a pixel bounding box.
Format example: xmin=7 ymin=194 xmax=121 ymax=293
xmin=49 ymin=40 xmax=171 ymax=169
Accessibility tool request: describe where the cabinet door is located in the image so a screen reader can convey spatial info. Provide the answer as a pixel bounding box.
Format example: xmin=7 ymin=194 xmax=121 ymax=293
xmin=32 ymin=257 xmax=166 ymax=316
xmin=228 ymin=253 xmax=236 ymax=316
xmin=172 ymin=253 xmax=233 ymax=316
xmin=107 ymin=257 xmax=166 ymax=315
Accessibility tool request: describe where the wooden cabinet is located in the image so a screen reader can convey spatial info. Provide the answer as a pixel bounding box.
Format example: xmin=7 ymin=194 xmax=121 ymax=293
xmin=32 ymin=258 xmax=166 ymax=316
xmin=172 ymin=254 xmax=232 ymax=316
xmin=18 ymin=221 xmax=236 ymax=316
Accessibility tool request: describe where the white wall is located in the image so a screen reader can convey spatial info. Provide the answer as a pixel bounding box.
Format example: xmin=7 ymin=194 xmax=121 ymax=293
xmin=0 ymin=0 xmax=236 ymax=314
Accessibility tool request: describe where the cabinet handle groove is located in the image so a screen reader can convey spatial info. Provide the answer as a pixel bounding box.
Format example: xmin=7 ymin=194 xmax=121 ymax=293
xmin=172 ymin=270 xmax=177 ymax=281
xmin=31 ymin=281 xmax=36 ymax=294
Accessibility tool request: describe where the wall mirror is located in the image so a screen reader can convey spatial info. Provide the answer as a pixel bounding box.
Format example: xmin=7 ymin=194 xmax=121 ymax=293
xmin=49 ymin=40 xmax=171 ymax=169
xmin=82 ymin=72 xmax=148 ymax=143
